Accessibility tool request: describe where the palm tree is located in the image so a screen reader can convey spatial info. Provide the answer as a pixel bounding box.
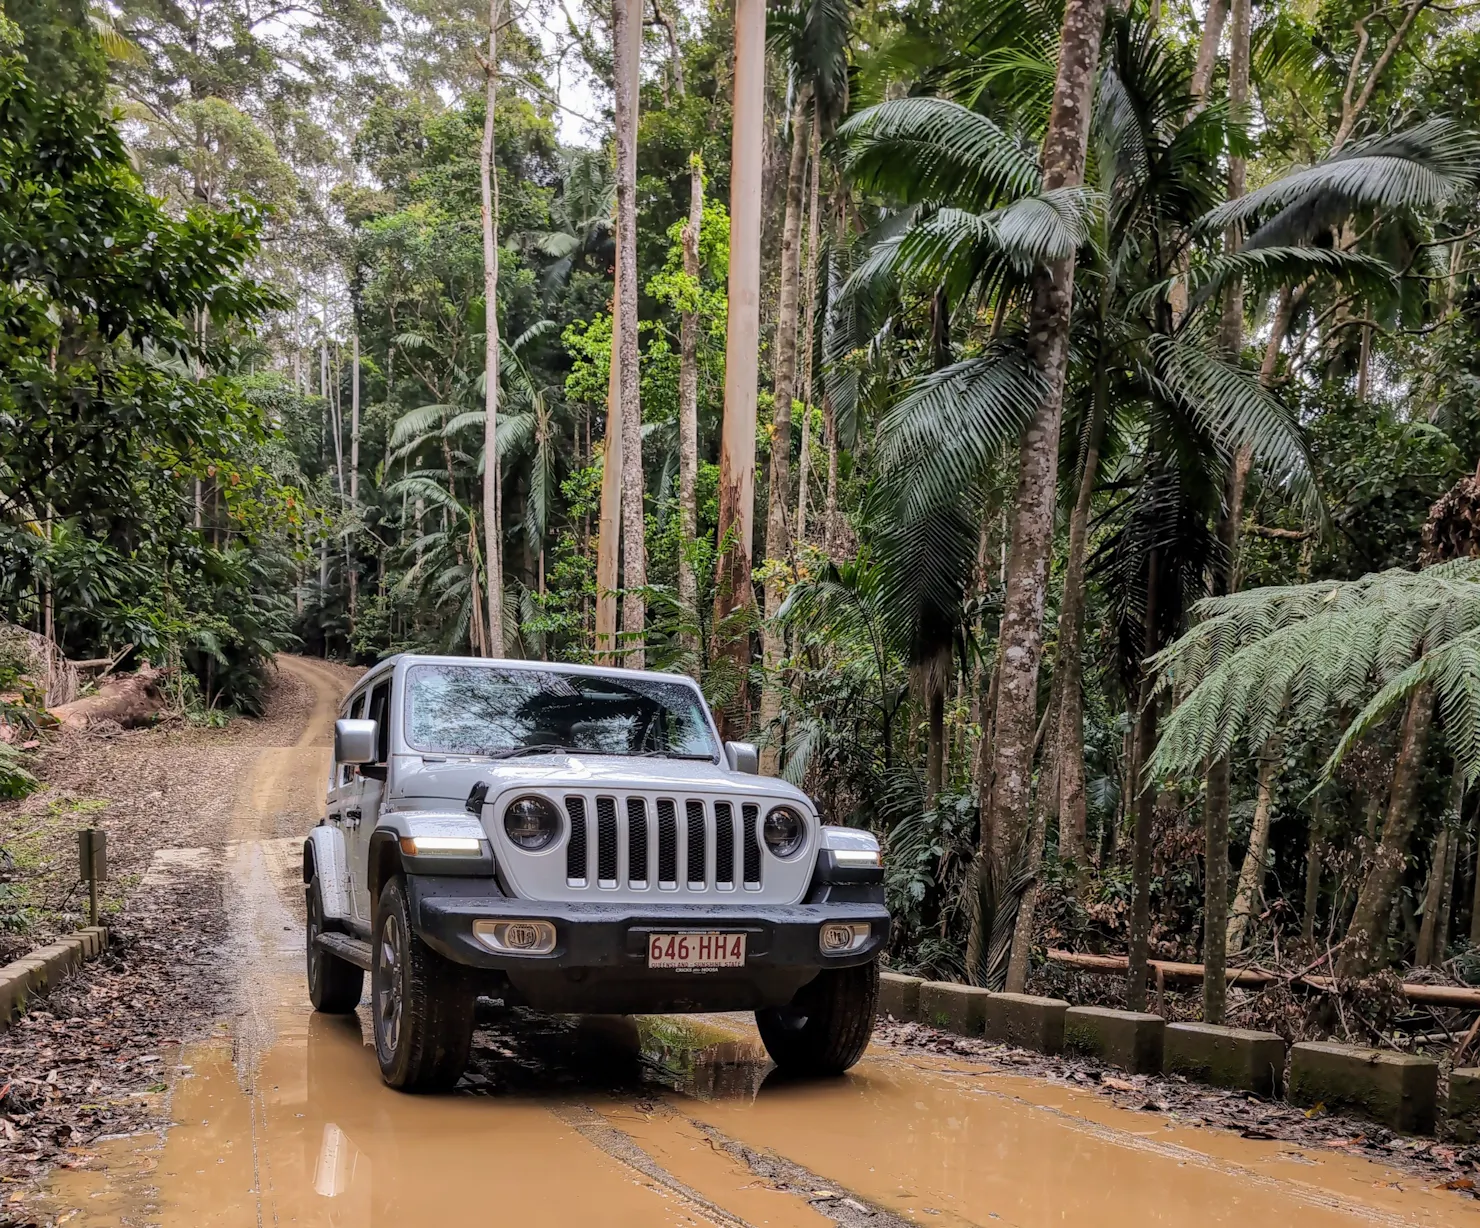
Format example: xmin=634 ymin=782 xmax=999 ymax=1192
xmin=525 ymin=149 xmax=615 ymax=292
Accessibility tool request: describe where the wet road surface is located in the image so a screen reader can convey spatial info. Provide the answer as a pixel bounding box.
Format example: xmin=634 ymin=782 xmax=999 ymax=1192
xmin=42 ymin=657 xmax=1480 ymax=1228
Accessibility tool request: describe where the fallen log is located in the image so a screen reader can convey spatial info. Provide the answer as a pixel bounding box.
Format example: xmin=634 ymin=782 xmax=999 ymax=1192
xmin=1045 ymin=949 xmax=1480 ymax=1007
xmin=48 ymin=664 xmax=166 ymax=730
xmin=1047 ymin=949 xmax=1273 ymax=986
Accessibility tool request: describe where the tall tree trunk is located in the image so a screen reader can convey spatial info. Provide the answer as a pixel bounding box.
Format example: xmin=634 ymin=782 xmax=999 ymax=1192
xmin=349 ymin=333 xmax=360 ymax=625
xmin=760 ymin=93 xmax=810 ymax=774
xmin=676 ymin=155 xmax=703 ymax=672
xmin=1201 ymin=0 xmax=1251 ymax=1022
xmin=1339 ymin=687 xmax=1436 ymax=979
xmin=1189 ymin=0 xmax=1230 ymax=109
xmin=595 ymin=271 xmax=623 ymax=662
xmin=1302 ymin=799 xmax=1324 ymax=944
xmin=1470 ymin=802 xmax=1480 ymax=948
xmin=1420 ymin=768 xmax=1464 ymax=965
xmin=656 ymin=0 xmax=702 ymax=674
xmin=822 ymin=396 xmax=839 ymax=554
xmin=1006 ymin=714 xmax=1059 ymax=995
xmin=1417 ymin=828 xmax=1451 ymax=967
xmin=480 ymin=0 xmax=504 ymax=655
xmin=974 ymin=0 xmax=1111 ymax=979
xmin=1055 ymin=365 xmax=1107 ymax=879
xmin=712 ymin=0 xmax=766 ymax=734
xmin=1227 ymin=738 xmax=1282 ymax=953
xmin=1125 ymin=553 xmax=1160 ymax=1010
xmin=924 ymin=654 xmax=948 ymax=809
xmin=795 ymin=120 xmax=821 ymax=544
xmin=614 ymin=0 xmax=645 ymax=669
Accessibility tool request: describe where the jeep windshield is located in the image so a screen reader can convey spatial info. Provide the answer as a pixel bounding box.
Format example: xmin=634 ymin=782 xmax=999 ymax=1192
xmin=403 ymin=664 xmax=720 ymax=761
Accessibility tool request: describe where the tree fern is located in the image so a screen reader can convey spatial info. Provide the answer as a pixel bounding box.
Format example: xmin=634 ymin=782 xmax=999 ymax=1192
xmin=1148 ymin=560 xmax=1480 ymax=779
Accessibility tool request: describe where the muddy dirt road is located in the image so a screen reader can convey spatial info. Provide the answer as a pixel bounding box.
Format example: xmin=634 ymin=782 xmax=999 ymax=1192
xmin=38 ymin=658 xmax=1480 ymax=1228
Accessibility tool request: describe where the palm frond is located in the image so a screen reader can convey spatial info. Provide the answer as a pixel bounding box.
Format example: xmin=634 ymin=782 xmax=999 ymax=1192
xmin=1197 ymin=118 xmax=1480 ymax=249
xmin=838 ymin=97 xmax=1041 ymax=212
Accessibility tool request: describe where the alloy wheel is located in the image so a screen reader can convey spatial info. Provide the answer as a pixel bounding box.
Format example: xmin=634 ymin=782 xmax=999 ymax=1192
xmin=377 ymin=913 xmax=404 ymax=1056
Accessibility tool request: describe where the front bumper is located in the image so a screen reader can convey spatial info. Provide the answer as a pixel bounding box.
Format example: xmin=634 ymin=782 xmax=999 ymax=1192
xmin=407 ymin=874 xmax=890 ymax=973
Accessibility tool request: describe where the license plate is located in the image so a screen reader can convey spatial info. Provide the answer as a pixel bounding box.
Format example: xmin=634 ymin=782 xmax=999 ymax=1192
xmin=647 ymin=932 xmax=746 ymax=970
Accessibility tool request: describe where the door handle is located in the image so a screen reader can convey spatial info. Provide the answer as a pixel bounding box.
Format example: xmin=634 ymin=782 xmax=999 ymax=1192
xmin=344 ymin=809 xmax=363 ymax=829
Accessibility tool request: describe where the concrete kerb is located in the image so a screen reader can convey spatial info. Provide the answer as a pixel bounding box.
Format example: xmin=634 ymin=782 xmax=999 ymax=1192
xmin=1063 ymin=1006 xmax=1164 ymax=1074
xmin=1446 ymin=1068 xmax=1480 ymax=1142
xmin=983 ymin=992 xmax=1068 ymax=1054
xmin=1162 ymin=1022 xmax=1287 ymax=1096
xmin=879 ymin=971 xmax=925 ymax=1023
xmin=1289 ymin=1041 xmax=1439 ymax=1134
xmin=919 ymin=981 xmax=992 ymax=1036
xmin=0 ymin=927 xmax=111 ymax=1031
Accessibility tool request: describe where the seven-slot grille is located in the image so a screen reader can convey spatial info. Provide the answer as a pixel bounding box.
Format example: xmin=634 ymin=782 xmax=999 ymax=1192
xmin=562 ymin=794 xmax=764 ymax=892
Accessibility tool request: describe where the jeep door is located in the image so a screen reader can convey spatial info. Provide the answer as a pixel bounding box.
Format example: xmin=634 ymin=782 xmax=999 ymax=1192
xmin=346 ymin=675 xmax=392 ymax=923
xmin=328 ymin=689 xmax=367 ymax=910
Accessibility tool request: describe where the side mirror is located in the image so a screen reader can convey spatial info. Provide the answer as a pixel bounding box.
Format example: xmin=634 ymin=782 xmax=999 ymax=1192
xmin=725 ymin=741 xmax=759 ymax=775
xmin=335 ymin=718 xmax=378 ymax=766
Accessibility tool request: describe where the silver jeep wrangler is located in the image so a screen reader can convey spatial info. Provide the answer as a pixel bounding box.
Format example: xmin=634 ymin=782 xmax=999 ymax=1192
xmin=303 ymin=654 xmax=889 ymax=1091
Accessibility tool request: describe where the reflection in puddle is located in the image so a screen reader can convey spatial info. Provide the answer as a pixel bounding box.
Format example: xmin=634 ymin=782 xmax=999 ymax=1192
xmin=460 ymin=1007 xmax=773 ymax=1103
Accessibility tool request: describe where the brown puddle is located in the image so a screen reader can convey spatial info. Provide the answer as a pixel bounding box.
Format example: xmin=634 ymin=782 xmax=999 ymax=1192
xmin=680 ymin=1040 xmax=1480 ymax=1228
xmin=44 ymin=1009 xmax=770 ymax=1228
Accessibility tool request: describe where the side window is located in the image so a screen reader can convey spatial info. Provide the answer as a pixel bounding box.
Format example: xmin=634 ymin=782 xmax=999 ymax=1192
xmin=341 ymin=692 xmax=367 ymax=786
xmin=367 ymin=681 xmax=391 ymax=765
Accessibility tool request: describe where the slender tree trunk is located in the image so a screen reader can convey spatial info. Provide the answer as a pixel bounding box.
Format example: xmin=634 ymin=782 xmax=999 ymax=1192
xmin=656 ymin=2 xmax=702 ymax=673
xmin=760 ymin=93 xmax=809 ymax=774
xmin=822 ymin=396 xmax=839 ymax=554
xmin=480 ymin=0 xmax=505 ymax=654
xmin=1202 ymin=0 xmax=1251 ymax=1022
xmin=1227 ymin=738 xmax=1282 ymax=953
xmin=795 ymin=121 xmax=821 ymax=544
xmin=1339 ymin=687 xmax=1436 ymax=979
xmin=676 ymin=156 xmax=703 ymax=671
xmin=1437 ymin=826 xmax=1459 ymax=965
xmin=349 ymin=333 xmax=360 ymax=625
xmin=1470 ymin=803 xmax=1480 ymax=948
xmin=712 ymin=0 xmax=766 ymax=734
xmin=1125 ymin=553 xmax=1160 ymax=1011
xmin=1417 ymin=828 xmax=1450 ymax=967
xmin=1006 ymin=662 xmax=1065 ymax=1000
xmin=1421 ymin=768 xmax=1464 ymax=965
xmin=595 ymin=272 xmax=623 ymax=662
xmin=1302 ymin=799 xmax=1324 ymax=944
xmin=1189 ymin=0 xmax=1230 ymax=109
xmin=613 ymin=0 xmax=645 ymax=668
xmin=925 ymin=655 xmax=948 ymax=809
xmin=1055 ymin=366 xmax=1106 ymax=879
xmin=976 ymin=0 xmax=1111 ymax=976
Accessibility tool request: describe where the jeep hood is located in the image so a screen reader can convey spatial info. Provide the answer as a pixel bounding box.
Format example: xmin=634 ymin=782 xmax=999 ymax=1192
xmin=386 ymin=752 xmax=811 ymax=810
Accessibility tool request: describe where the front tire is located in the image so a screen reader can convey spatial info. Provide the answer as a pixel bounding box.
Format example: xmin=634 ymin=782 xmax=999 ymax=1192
xmin=306 ymin=875 xmax=363 ymax=1014
xmin=755 ymin=960 xmax=879 ymax=1076
xmin=371 ymin=876 xmax=474 ymax=1092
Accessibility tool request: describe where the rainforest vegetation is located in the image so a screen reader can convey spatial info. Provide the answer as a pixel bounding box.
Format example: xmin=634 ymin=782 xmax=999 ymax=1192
xmin=6 ymin=0 xmax=1480 ymax=1021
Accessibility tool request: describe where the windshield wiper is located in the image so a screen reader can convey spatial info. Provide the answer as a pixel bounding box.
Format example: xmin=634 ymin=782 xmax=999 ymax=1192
xmin=626 ymin=750 xmax=719 ymax=761
xmin=488 ymin=743 xmax=579 ymax=759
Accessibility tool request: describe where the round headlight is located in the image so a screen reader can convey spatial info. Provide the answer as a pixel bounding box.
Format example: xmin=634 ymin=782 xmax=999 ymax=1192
xmin=763 ymin=806 xmax=807 ymax=859
xmin=503 ymin=795 xmax=561 ymax=851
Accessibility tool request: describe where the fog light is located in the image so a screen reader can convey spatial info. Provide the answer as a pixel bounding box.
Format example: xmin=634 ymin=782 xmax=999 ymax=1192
xmin=819 ymin=922 xmax=871 ymax=953
xmin=473 ymin=919 xmax=557 ymax=955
